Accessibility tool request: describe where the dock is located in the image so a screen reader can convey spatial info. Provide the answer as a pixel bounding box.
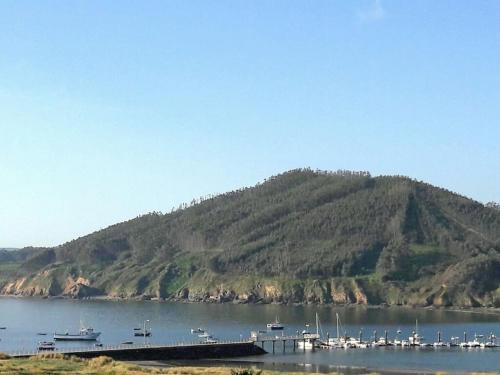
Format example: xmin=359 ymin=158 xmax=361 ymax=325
xmin=8 ymin=340 xmax=267 ymax=360
xmin=249 ymin=333 xmax=320 ymax=353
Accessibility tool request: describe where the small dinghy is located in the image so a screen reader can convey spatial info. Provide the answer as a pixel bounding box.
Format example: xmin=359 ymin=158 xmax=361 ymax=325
xmin=134 ymin=330 xmax=152 ymax=337
xmin=38 ymin=341 xmax=55 ymax=351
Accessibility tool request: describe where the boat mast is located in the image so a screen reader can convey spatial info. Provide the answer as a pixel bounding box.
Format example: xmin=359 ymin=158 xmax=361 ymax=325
xmin=336 ymin=313 xmax=339 ymax=340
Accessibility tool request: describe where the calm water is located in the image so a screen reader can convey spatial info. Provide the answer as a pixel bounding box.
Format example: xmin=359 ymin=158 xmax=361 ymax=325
xmin=0 ymin=297 xmax=499 ymax=372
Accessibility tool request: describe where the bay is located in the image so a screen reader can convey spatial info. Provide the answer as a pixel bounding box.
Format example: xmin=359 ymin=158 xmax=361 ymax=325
xmin=0 ymin=297 xmax=499 ymax=372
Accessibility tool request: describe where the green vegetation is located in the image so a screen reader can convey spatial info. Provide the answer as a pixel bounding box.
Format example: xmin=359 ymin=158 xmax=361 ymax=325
xmin=0 ymin=354 xmax=340 ymax=375
xmin=1 ymin=169 xmax=499 ymax=307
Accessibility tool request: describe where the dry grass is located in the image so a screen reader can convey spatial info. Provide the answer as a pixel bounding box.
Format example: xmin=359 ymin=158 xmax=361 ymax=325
xmin=0 ymin=355 xmax=347 ymax=375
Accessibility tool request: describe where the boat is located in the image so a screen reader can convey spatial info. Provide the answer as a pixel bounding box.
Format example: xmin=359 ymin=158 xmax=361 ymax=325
xmin=373 ymin=330 xmax=391 ymax=347
xmin=37 ymin=341 xmax=55 ymax=351
xmin=37 ymin=333 xmax=48 ymax=336
xmin=326 ymin=313 xmax=367 ymax=348
xmin=466 ymin=334 xmax=482 ymax=348
xmin=409 ymin=320 xmax=424 ymax=346
xmin=459 ymin=332 xmax=479 ymax=348
xmin=134 ymin=330 xmax=152 ymax=337
xmin=0 ymin=327 xmax=6 ymax=330
xmin=433 ymin=331 xmax=446 ymax=347
xmin=198 ymin=332 xmax=211 ymax=338
xmin=201 ymin=336 xmax=218 ymax=344
xmin=298 ymin=313 xmax=320 ymax=350
xmin=121 ymin=341 xmax=133 ymax=345
xmin=54 ymin=327 xmax=101 ymax=341
xmin=481 ymin=333 xmax=497 ymax=348
xmin=191 ymin=328 xmax=205 ymax=334
xmin=266 ymin=316 xmax=284 ymax=331
xmin=449 ymin=336 xmax=460 ymax=347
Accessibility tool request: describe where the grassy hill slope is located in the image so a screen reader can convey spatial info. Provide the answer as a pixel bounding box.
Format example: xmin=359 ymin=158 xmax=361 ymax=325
xmin=1 ymin=169 xmax=499 ymax=307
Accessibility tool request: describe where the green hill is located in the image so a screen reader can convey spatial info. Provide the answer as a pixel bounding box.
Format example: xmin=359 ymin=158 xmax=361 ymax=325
xmin=1 ymin=169 xmax=499 ymax=307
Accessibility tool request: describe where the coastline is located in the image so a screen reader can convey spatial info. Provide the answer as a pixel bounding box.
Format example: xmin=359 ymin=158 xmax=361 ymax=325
xmin=129 ymin=358 xmax=500 ymax=375
xmin=1 ymin=294 xmax=499 ymax=316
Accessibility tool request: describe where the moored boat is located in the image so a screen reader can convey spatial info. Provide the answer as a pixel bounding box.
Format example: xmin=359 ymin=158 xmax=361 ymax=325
xmin=37 ymin=341 xmax=55 ymax=351
xmin=266 ymin=316 xmax=284 ymax=331
xmin=54 ymin=327 xmax=100 ymax=341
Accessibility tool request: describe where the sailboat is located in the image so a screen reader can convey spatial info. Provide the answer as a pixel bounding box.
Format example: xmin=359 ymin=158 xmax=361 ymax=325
xmin=266 ymin=316 xmax=284 ymax=331
xmin=408 ymin=319 xmax=423 ymax=346
xmin=326 ymin=313 xmax=365 ymax=348
xmin=298 ymin=313 xmax=321 ymax=350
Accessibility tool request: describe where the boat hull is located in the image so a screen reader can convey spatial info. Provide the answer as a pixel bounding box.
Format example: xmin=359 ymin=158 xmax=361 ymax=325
xmin=54 ymin=333 xmax=100 ymax=341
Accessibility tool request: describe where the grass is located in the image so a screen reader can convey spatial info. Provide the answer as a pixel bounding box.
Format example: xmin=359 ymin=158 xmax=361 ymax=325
xmin=0 ymin=262 xmax=21 ymax=284
xmin=0 ymin=354 xmax=344 ymax=375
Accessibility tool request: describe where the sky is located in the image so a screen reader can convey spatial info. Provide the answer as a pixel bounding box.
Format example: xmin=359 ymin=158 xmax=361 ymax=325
xmin=1 ymin=1 xmax=499 ymax=248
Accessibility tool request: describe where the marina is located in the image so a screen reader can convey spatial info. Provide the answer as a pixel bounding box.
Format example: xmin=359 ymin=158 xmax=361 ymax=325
xmin=0 ymin=298 xmax=499 ymax=373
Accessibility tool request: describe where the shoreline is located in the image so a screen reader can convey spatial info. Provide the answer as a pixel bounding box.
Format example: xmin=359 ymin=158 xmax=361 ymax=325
xmin=129 ymin=358 xmax=500 ymax=375
xmin=1 ymin=294 xmax=499 ymax=316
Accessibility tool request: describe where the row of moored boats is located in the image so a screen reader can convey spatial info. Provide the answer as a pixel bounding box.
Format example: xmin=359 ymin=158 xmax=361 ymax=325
xmin=263 ymin=313 xmax=499 ymax=350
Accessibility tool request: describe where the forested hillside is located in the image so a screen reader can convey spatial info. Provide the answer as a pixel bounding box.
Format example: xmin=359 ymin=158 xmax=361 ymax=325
xmin=1 ymin=169 xmax=499 ymax=307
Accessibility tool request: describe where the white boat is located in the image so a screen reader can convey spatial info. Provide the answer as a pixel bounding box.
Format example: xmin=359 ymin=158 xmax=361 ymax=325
xmin=54 ymin=327 xmax=100 ymax=341
xmin=203 ymin=337 xmax=218 ymax=344
xmin=433 ymin=331 xmax=446 ymax=347
xmin=267 ymin=316 xmax=284 ymax=331
xmin=298 ymin=313 xmax=320 ymax=350
xmin=191 ymin=328 xmax=205 ymax=334
xmin=37 ymin=341 xmax=55 ymax=351
xmin=373 ymin=330 xmax=391 ymax=347
xmin=481 ymin=333 xmax=497 ymax=348
xmin=199 ymin=333 xmax=218 ymax=344
xmin=409 ymin=320 xmax=424 ymax=346
xmin=326 ymin=313 xmax=369 ymax=349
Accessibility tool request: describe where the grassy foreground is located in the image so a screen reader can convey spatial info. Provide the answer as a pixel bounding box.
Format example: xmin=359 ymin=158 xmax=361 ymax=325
xmin=0 ymin=353 xmax=335 ymax=375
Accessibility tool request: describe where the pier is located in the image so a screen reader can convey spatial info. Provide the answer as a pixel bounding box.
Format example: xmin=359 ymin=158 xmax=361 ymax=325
xmin=249 ymin=333 xmax=320 ymax=353
xmin=8 ymin=341 xmax=266 ymax=361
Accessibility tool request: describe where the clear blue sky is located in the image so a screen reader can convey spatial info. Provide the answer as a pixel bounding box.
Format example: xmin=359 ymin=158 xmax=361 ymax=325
xmin=1 ymin=1 xmax=499 ymax=248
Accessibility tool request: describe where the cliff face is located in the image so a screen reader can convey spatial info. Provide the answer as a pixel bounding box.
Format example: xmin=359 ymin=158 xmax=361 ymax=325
xmin=1 ymin=169 xmax=499 ymax=307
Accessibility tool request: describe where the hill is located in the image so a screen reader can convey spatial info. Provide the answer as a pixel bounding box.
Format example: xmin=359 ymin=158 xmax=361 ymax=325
xmin=1 ymin=169 xmax=499 ymax=307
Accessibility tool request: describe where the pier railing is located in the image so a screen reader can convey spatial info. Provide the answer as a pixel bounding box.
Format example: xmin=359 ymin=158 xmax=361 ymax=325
xmin=7 ymin=339 xmax=253 ymax=358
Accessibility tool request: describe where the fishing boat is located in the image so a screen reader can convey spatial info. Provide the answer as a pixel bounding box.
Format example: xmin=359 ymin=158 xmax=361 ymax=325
xmin=266 ymin=316 xmax=284 ymax=331
xmin=37 ymin=341 xmax=55 ymax=351
xmin=54 ymin=327 xmax=101 ymax=341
